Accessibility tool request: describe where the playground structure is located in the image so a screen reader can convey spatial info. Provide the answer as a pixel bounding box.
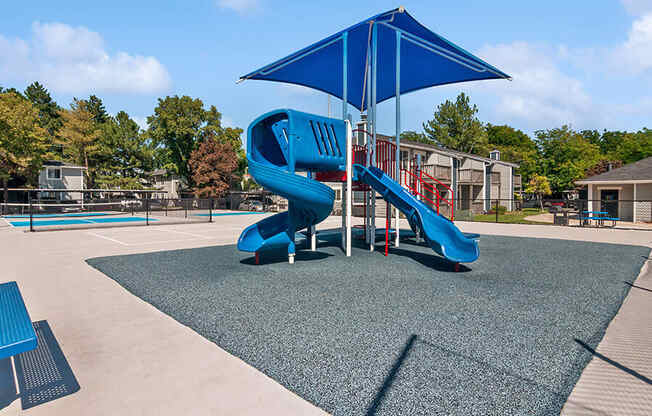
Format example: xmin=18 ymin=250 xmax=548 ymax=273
xmin=236 ymin=7 xmax=511 ymax=267
xmin=237 ymin=109 xmax=478 ymax=265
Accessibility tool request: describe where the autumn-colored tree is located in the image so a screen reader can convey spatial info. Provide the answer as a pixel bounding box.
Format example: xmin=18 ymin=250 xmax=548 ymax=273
xmin=57 ymin=99 xmax=101 ymax=186
xmin=525 ymin=174 xmax=552 ymax=210
xmin=0 ymin=92 xmax=49 ymax=206
xmin=584 ymin=159 xmax=623 ymax=178
xmin=189 ymin=136 xmax=238 ymax=198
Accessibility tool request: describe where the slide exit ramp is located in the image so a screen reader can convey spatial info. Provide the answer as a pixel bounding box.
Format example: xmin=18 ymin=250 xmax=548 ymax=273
xmin=354 ymin=165 xmax=479 ymax=263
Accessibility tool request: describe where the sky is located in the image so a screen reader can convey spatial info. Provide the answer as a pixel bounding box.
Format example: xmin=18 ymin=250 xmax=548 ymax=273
xmin=1 ymin=0 xmax=652 ymax=139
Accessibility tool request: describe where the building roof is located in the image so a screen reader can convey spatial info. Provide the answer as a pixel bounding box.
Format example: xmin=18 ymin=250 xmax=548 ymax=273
xmin=576 ymin=156 xmax=652 ymax=184
xmin=43 ymin=160 xmax=85 ymax=169
xmin=376 ymin=134 xmax=519 ymax=168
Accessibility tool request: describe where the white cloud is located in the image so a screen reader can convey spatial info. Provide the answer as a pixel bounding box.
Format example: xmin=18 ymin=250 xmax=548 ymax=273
xmin=621 ymin=0 xmax=652 ymax=16
xmin=131 ymin=116 xmax=149 ymax=130
xmin=0 ymin=22 xmax=171 ymax=94
xmin=217 ymin=0 xmax=260 ymax=13
xmin=474 ymin=42 xmax=596 ymax=129
xmin=614 ymin=13 xmax=652 ymax=73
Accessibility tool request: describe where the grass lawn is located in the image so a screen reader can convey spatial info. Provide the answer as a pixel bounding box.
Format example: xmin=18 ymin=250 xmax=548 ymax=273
xmin=467 ymin=208 xmax=550 ymax=224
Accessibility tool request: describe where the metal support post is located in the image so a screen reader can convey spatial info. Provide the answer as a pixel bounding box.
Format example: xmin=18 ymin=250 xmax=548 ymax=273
xmin=394 ymin=30 xmax=401 ymax=247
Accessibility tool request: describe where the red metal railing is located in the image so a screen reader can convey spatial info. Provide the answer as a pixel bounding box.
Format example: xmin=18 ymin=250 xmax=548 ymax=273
xmin=401 ymin=167 xmax=455 ymax=221
xmin=315 ymin=132 xmax=454 ymax=219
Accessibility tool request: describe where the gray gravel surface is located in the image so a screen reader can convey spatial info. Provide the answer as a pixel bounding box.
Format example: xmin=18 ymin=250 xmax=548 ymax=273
xmin=87 ymin=233 xmax=649 ymax=415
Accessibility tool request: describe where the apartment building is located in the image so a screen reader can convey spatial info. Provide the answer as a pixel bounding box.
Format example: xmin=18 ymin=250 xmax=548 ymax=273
xmin=334 ymin=118 xmax=521 ymax=217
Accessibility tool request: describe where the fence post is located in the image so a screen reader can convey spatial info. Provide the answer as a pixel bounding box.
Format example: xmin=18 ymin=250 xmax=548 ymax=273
xmin=209 ymin=198 xmax=213 ymax=223
xmin=146 ymin=197 xmax=149 ymax=225
xmin=165 ymin=197 xmax=168 ymax=216
xmin=29 ymin=192 xmax=34 ymax=232
xmin=495 ymin=199 xmax=499 ymax=223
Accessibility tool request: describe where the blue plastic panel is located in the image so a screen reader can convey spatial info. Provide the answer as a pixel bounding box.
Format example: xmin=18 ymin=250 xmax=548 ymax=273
xmin=0 ymin=282 xmax=37 ymax=360
xmin=247 ymin=109 xmax=346 ymax=172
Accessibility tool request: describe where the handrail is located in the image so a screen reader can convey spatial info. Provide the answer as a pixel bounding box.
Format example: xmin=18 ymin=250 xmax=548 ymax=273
xmin=401 ymin=167 xmax=455 ymax=221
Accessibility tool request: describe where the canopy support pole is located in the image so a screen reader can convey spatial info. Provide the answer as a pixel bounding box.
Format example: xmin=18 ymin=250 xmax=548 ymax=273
xmin=365 ymin=38 xmax=372 ymax=246
xmin=370 ymin=22 xmax=378 ymax=253
xmin=342 ymin=31 xmax=348 ymax=121
xmin=394 ymin=30 xmax=401 ymax=248
xmin=341 ymin=31 xmax=351 ymax=256
xmin=345 ymin=120 xmax=352 ymax=256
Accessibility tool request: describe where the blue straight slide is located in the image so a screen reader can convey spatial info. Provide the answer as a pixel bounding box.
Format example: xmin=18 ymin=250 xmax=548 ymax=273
xmin=238 ymin=110 xmax=342 ymax=257
xmin=354 ymin=165 xmax=479 ymax=263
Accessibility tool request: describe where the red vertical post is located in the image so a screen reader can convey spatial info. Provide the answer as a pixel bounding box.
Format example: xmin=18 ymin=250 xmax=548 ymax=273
xmin=385 ymin=202 xmax=389 ymax=256
xmin=255 ymin=252 xmax=260 ymax=265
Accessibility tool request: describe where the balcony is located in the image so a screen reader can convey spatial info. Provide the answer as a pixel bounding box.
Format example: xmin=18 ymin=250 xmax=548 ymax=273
xmin=513 ymin=175 xmax=522 ymax=188
xmin=420 ymin=164 xmax=451 ymax=181
xmin=458 ymin=169 xmax=483 ymax=184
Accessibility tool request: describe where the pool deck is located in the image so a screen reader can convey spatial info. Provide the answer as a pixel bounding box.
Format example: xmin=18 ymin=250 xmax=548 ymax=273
xmin=0 ymin=215 xmax=650 ymax=415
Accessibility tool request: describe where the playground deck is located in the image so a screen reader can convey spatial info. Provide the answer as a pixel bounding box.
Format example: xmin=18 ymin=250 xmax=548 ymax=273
xmin=1 ymin=215 xmax=650 ymax=415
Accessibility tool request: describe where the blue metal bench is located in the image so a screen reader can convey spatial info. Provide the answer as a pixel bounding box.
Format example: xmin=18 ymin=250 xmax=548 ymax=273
xmin=0 ymin=282 xmax=37 ymax=360
xmin=580 ymin=211 xmax=618 ymax=227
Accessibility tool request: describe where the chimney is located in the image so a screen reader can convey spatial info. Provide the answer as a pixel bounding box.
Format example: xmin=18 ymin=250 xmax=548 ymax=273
xmin=355 ymin=114 xmax=368 ymax=146
xmin=490 ymin=150 xmax=500 ymax=161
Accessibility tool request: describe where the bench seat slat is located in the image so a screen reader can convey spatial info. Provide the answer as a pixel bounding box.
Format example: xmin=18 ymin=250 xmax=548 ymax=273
xmin=0 ymin=282 xmax=37 ymax=360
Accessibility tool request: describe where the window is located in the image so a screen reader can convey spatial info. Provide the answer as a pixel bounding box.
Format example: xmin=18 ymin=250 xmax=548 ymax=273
xmin=335 ymin=189 xmax=342 ymax=201
xmin=47 ymin=167 xmax=61 ymax=180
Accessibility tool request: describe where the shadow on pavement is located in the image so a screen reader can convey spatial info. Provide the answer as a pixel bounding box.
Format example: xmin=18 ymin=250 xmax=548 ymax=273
xmin=0 ymin=320 xmax=81 ymax=410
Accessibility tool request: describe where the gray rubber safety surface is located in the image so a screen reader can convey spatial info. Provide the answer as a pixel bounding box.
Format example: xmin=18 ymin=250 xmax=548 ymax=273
xmin=87 ymin=232 xmax=649 ymax=415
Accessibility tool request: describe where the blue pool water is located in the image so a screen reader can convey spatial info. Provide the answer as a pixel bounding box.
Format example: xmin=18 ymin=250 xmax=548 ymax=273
xmin=8 ymin=217 xmax=156 ymax=227
xmin=5 ymin=212 xmax=112 ymax=219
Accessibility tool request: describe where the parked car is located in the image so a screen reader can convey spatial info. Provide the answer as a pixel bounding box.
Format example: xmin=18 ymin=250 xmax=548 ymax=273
xmin=239 ymin=200 xmax=264 ymax=211
xmin=121 ymin=199 xmax=143 ymax=209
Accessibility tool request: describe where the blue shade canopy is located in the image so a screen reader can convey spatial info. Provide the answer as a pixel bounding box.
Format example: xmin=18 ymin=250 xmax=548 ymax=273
xmin=239 ymin=8 xmax=511 ymax=111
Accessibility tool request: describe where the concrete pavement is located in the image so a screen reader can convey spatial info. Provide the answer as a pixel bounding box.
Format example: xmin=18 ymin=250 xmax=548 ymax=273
xmin=0 ymin=216 xmax=650 ymax=414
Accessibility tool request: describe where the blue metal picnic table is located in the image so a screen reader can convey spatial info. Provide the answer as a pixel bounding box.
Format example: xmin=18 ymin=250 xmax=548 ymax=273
xmin=0 ymin=281 xmax=37 ymax=398
xmin=581 ymin=211 xmax=619 ymax=227
xmin=0 ymin=282 xmax=37 ymax=360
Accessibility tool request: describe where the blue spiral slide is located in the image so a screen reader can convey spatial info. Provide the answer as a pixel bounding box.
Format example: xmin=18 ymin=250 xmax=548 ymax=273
xmin=237 ymin=109 xmax=479 ymax=264
xmin=237 ymin=109 xmax=344 ymax=259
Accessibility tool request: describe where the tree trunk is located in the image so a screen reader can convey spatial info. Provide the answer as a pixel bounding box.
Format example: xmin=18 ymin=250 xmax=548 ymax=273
xmin=539 ymin=194 xmax=544 ymax=211
xmin=2 ymin=177 xmax=7 ymax=216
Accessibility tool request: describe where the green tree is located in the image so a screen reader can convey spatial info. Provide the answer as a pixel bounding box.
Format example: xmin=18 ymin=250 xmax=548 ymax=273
xmin=57 ymin=99 xmax=101 ymax=187
xmin=83 ymin=95 xmax=109 ymax=124
xmin=609 ymin=129 xmax=652 ymax=164
xmin=400 ymin=130 xmax=431 ymax=144
xmin=525 ymin=174 xmax=551 ymax=210
xmin=147 ymin=96 xmax=241 ymax=186
xmin=24 ymin=82 xmax=62 ymax=136
xmin=422 ymin=92 xmax=488 ymax=154
xmin=96 ymin=111 xmax=154 ymax=188
xmin=535 ymin=126 xmax=602 ymax=194
xmin=0 ymin=92 xmax=49 ymax=204
xmin=599 ymin=130 xmax=627 ymax=155
xmin=486 ymin=124 xmax=539 ymax=183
